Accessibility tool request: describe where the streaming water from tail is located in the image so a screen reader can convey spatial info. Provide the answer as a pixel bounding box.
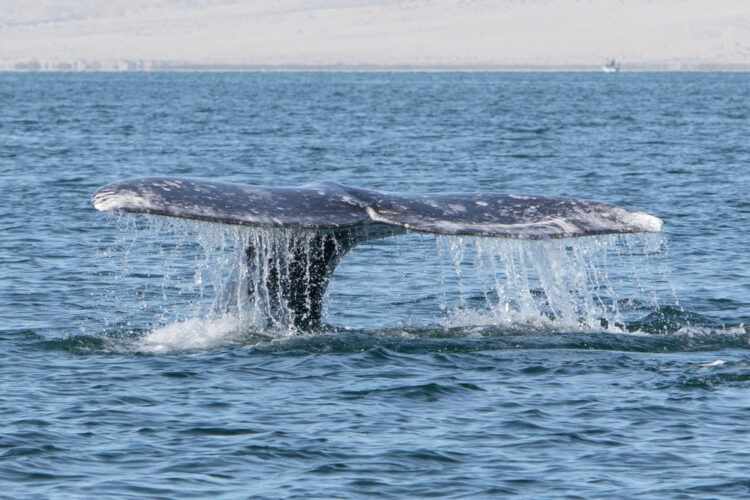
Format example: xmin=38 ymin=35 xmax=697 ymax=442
xmin=434 ymin=233 xmax=673 ymax=331
xmin=94 ymin=214 xmax=674 ymax=351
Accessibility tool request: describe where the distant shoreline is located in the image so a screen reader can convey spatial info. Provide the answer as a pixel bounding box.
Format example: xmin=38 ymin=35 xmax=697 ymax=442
xmin=3 ymin=63 xmax=750 ymax=73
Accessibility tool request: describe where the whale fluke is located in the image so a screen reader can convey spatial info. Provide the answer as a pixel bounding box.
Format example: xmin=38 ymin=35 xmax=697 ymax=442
xmin=93 ymin=177 xmax=662 ymax=328
xmin=93 ymin=177 xmax=662 ymax=238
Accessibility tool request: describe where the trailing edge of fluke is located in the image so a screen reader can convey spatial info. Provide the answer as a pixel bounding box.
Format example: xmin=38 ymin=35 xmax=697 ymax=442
xmin=92 ymin=177 xmax=662 ymax=239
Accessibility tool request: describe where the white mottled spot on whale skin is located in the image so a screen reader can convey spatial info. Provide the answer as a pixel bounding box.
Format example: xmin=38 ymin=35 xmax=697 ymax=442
xmin=475 ymin=201 xmax=488 ymax=207
xmin=628 ymin=211 xmax=663 ymax=232
xmin=448 ymin=204 xmax=466 ymax=213
xmin=93 ymin=190 xmax=151 ymax=211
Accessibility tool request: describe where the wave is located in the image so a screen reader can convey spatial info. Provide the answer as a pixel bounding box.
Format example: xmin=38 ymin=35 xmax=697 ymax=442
xmin=30 ymin=305 xmax=750 ymax=356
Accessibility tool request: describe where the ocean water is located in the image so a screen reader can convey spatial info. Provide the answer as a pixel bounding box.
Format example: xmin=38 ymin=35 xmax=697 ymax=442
xmin=1 ymin=72 xmax=750 ymax=498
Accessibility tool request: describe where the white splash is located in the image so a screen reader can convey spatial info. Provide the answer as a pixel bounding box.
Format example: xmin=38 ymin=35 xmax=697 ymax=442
xmin=136 ymin=313 xmax=248 ymax=353
xmin=699 ymin=359 xmax=726 ymax=367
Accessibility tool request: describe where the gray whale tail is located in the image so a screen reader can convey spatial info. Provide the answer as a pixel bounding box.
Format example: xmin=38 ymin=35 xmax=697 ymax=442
xmin=93 ymin=177 xmax=662 ymax=329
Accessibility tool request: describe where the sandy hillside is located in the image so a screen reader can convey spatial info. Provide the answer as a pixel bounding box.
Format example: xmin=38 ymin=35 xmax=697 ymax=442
xmin=1 ymin=0 xmax=749 ymax=69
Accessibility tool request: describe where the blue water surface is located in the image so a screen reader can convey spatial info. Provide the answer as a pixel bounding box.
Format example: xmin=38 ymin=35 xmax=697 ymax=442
xmin=1 ymin=72 xmax=750 ymax=498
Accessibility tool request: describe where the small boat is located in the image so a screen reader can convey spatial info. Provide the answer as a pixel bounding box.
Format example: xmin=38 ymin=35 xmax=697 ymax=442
xmin=601 ymin=59 xmax=621 ymax=73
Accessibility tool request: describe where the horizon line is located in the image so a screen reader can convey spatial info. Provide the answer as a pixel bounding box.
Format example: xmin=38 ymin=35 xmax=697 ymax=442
xmin=4 ymin=62 xmax=750 ymax=73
